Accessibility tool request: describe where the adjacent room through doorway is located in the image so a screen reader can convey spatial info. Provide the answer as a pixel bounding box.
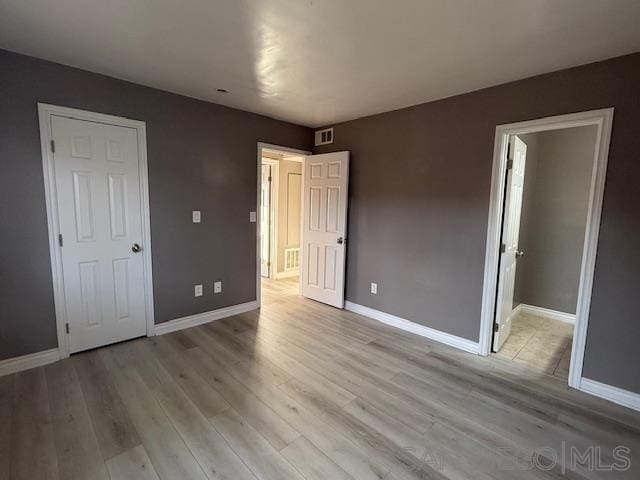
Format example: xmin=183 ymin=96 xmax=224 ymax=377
xmin=259 ymin=146 xmax=307 ymax=303
xmin=490 ymin=121 xmax=602 ymax=382
xmin=257 ymin=144 xmax=351 ymax=309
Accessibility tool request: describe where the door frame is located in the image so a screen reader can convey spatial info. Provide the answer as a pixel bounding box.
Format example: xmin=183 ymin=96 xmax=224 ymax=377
xmin=38 ymin=103 xmax=155 ymax=359
xmin=256 ymin=142 xmax=310 ymax=306
xmin=261 ymin=158 xmax=279 ymax=279
xmin=478 ymin=108 xmax=614 ymax=390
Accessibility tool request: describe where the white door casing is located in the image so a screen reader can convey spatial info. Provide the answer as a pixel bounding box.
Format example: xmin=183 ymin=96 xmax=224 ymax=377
xmin=493 ymin=135 xmax=527 ymax=352
xmin=301 ymin=151 xmax=349 ymax=308
xmin=51 ymin=115 xmax=148 ymax=353
xmin=260 ymin=163 xmax=272 ymax=278
xmin=479 ymin=109 xmax=614 ymax=392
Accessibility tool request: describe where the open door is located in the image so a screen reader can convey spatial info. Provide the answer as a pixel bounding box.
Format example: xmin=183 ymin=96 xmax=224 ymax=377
xmin=260 ymin=163 xmax=272 ymax=278
xmin=493 ymin=136 xmax=527 ymax=351
xmin=301 ymin=151 xmax=349 ymax=308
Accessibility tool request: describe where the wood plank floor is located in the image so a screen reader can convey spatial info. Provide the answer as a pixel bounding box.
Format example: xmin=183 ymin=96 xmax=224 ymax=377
xmin=1 ymin=276 xmax=638 ymax=479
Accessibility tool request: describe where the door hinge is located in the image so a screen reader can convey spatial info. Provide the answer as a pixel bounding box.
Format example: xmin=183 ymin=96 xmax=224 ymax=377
xmin=500 ymin=243 xmax=506 ymax=254
xmin=65 ymin=323 xmax=70 ymax=334
xmin=58 ymin=234 xmax=64 ymax=247
xmin=494 ymin=323 xmax=499 ymax=332
xmin=506 ymin=159 xmax=513 ymax=170
xmin=50 ymin=139 xmax=56 ymax=153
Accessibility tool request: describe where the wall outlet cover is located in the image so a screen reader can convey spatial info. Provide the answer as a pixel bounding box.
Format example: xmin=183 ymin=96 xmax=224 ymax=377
xmin=194 ymin=284 xmax=203 ymax=297
xmin=370 ymin=282 xmax=378 ymax=294
xmin=214 ymin=281 xmax=222 ymax=294
xmin=249 ymin=211 xmax=257 ymax=223
xmin=192 ymin=210 xmax=201 ymax=223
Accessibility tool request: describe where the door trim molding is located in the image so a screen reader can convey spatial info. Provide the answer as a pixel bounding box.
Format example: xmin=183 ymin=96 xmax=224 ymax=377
xmin=256 ymin=143 xmax=310 ymax=306
xmin=345 ymin=302 xmax=480 ymax=354
xmin=478 ymin=108 xmax=614 ymax=391
xmin=38 ymin=103 xmax=155 ymax=359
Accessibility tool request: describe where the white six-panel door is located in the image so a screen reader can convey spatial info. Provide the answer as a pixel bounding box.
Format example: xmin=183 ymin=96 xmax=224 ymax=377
xmin=493 ymin=135 xmax=527 ymax=352
xmin=52 ymin=115 xmax=147 ymax=353
xmin=301 ymin=151 xmax=349 ymax=308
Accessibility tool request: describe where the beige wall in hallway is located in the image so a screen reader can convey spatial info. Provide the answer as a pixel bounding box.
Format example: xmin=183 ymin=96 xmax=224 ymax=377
xmin=277 ymin=159 xmax=302 ymax=274
xmin=261 ymin=153 xmax=303 ymax=275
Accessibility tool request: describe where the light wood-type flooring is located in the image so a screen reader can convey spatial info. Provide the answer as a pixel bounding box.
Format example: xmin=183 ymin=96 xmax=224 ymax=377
xmin=1 ymin=276 xmax=638 ymax=479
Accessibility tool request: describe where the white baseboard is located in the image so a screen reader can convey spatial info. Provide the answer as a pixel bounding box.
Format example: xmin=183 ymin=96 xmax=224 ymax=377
xmin=579 ymin=378 xmax=640 ymax=412
xmin=155 ymin=301 xmax=258 ymax=336
xmin=0 ymin=348 xmax=61 ymax=377
xmin=345 ymin=301 xmax=480 ymax=355
xmin=514 ymin=303 xmax=575 ymax=325
xmin=274 ymin=270 xmax=299 ymax=279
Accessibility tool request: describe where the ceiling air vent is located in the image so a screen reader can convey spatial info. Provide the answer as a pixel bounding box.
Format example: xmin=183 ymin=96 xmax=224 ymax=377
xmin=315 ymin=128 xmax=334 ymax=146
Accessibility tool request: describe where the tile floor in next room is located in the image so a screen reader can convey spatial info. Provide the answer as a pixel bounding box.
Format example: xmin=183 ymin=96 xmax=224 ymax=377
xmin=495 ymin=310 xmax=574 ymax=380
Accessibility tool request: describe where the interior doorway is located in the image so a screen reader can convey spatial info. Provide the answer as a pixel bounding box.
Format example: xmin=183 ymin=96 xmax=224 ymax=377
xmin=480 ymin=109 xmax=614 ymax=390
xmin=256 ymin=144 xmax=351 ymax=309
xmin=257 ymin=144 xmax=309 ymax=305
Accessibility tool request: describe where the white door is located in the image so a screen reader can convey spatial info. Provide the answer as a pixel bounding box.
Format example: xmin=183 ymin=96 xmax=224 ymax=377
xmin=301 ymin=152 xmax=349 ymax=308
xmin=52 ymin=115 xmax=147 ymax=353
xmin=493 ymin=135 xmax=527 ymax=352
xmin=260 ymin=163 xmax=272 ymax=278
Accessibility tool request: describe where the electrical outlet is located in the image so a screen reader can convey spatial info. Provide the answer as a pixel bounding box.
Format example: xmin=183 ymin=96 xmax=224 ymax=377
xmin=194 ymin=284 xmax=203 ymax=297
xmin=249 ymin=211 xmax=257 ymax=223
xmin=370 ymin=282 xmax=378 ymax=295
xmin=192 ymin=210 xmax=201 ymax=223
xmin=214 ymin=281 xmax=222 ymax=294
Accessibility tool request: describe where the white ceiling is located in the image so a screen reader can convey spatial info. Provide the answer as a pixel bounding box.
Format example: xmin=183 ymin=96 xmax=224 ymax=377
xmin=1 ymin=1 xmax=640 ymax=127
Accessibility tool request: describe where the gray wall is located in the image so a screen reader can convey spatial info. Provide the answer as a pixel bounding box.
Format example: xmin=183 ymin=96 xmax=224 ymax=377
xmin=316 ymin=53 xmax=640 ymax=394
xmin=0 ymin=49 xmax=312 ymax=360
xmin=514 ymin=127 xmax=597 ymax=314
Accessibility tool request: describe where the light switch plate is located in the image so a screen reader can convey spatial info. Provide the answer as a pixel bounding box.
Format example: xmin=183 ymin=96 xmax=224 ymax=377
xmin=192 ymin=210 xmax=201 ymax=223
xmin=214 ymin=281 xmax=222 ymax=294
xmin=194 ymin=284 xmax=203 ymax=297
xmin=249 ymin=211 xmax=257 ymax=223
xmin=370 ymin=282 xmax=378 ymax=295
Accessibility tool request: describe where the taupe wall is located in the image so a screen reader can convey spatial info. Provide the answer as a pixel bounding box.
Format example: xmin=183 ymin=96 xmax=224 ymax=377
xmin=0 ymin=49 xmax=312 ymax=361
xmin=316 ymin=53 xmax=640 ymax=394
xmin=276 ymin=160 xmax=302 ymax=274
xmin=514 ymin=127 xmax=597 ymax=314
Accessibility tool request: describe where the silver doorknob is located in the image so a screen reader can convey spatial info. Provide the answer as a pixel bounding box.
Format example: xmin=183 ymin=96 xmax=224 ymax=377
xmin=515 ymin=250 xmax=525 ymax=258
xmin=132 ymin=243 xmax=142 ymax=253
xmin=337 ymin=237 xmax=345 ymax=245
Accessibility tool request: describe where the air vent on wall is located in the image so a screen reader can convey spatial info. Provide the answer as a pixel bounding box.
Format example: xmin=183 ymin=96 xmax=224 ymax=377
xmin=315 ymin=128 xmax=334 ymax=146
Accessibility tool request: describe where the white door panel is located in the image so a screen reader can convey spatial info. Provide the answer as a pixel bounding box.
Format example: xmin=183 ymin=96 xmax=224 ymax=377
xmin=301 ymin=151 xmax=349 ymax=308
xmin=52 ymin=115 xmax=147 ymax=353
xmin=260 ymin=163 xmax=272 ymax=278
xmin=493 ymin=136 xmax=527 ymax=352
